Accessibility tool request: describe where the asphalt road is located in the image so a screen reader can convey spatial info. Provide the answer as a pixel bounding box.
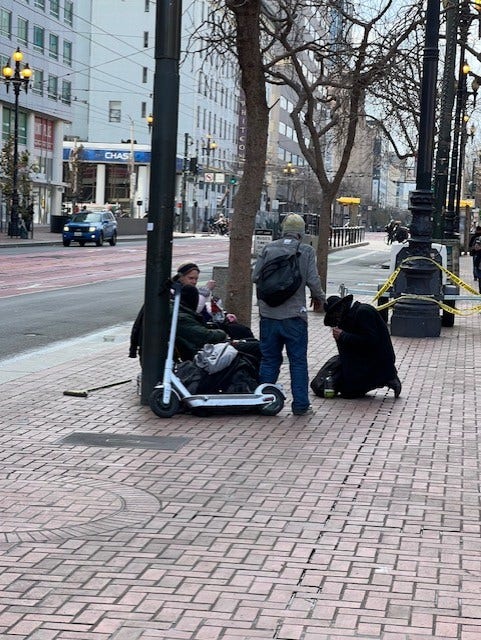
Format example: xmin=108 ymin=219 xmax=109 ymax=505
xmin=0 ymin=234 xmax=391 ymax=361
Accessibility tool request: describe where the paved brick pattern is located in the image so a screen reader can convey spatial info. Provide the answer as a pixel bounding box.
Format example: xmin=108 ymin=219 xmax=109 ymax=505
xmin=1 ymin=252 xmax=480 ymax=639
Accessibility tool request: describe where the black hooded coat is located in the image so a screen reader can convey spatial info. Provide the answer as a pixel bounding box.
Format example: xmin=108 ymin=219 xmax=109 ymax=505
xmin=332 ymin=301 xmax=398 ymax=397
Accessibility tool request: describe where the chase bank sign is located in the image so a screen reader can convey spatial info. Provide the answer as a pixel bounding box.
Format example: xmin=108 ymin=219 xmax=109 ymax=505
xmin=63 ymin=146 xmax=183 ymax=171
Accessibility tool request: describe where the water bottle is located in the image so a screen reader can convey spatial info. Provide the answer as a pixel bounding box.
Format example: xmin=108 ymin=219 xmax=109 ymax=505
xmin=211 ymin=297 xmax=225 ymax=323
xmin=324 ymin=375 xmax=335 ymax=398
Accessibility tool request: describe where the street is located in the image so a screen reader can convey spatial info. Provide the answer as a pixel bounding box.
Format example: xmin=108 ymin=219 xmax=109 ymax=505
xmin=0 ymin=233 xmax=391 ymax=361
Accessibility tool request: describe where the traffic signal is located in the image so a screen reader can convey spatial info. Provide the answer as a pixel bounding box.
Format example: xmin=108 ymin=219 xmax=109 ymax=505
xmin=189 ymin=156 xmax=198 ymax=174
xmin=230 ymin=176 xmax=237 ymax=185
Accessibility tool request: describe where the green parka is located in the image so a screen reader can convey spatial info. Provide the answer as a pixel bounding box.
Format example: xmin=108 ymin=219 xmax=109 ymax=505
xmin=175 ymin=303 xmax=227 ymax=361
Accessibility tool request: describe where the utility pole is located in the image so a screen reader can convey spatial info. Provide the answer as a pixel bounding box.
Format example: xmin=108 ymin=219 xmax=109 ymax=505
xmin=128 ymin=117 xmax=135 ymax=218
xmin=433 ymin=0 xmax=459 ymax=238
xmin=141 ymin=0 xmax=182 ymax=405
xmin=180 ymin=133 xmax=191 ymax=233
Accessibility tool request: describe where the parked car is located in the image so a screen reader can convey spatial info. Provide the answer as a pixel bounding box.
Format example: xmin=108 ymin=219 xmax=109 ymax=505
xmin=62 ymin=210 xmax=118 ymax=247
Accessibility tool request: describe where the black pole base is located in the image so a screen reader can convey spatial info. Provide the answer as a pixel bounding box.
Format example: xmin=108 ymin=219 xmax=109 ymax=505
xmin=391 ymin=299 xmax=441 ymax=337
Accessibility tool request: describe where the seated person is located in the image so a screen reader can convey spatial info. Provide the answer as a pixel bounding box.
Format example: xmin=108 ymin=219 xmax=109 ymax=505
xmin=174 ymin=262 xmax=216 ymax=319
xmin=174 ymin=262 xmax=254 ymax=340
xmin=323 ymin=294 xmax=401 ymax=398
xmin=175 ymin=285 xmax=228 ymax=361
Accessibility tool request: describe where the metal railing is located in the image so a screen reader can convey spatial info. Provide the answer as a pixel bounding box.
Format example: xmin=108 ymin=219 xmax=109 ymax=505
xmin=329 ymin=226 xmax=365 ymax=247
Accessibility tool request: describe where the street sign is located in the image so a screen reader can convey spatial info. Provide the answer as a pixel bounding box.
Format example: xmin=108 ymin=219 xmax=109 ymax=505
xmin=215 ymin=173 xmax=225 ymax=183
xmin=253 ymin=229 xmax=273 ymax=256
xmin=204 ymin=172 xmax=215 ymax=182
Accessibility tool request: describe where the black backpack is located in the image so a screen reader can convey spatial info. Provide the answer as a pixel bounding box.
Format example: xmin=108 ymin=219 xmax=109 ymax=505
xmin=256 ymin=243 xmax=302 ymax=307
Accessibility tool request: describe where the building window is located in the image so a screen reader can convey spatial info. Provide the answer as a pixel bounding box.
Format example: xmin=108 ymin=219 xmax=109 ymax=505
xmin=109 ymin=101 xmax=121 ymax=122
xmin=2 ymin=108 xmax=27 ymax=145
xmin=142 ymin=67 xmax=148 ymax=83
xmin=63 ymin=40 xmax=72 ymax=66
xmin=49 ymin=33 xmax=59 ymax=59
xmin=143 ymin=31 xmax=149 ymax=47
xmin=0 ymin=9 xmax=12 ymax=38
xmin=61 ymin=80 xmax=71 ymax=104
xmin=145 ymin=0 xmax=150 ymax=10
xmin=34 ymin=0 xmax=46 ymax=9
xmin=141 ymin=102 xmax=147 ymax=118
xmin=17 ymin=17 xmax=29 ymax=46
xmin=64 ymin=1 xmax=73 ymax=26
xmin=32 ymin=69 xmax=44 ymax=95
xmin=47 ymin=75 xmax=58 ymax=100
xmin=50 ymin=0 xmax=60 ymax=18
xmin=33 ymin=26 xmax=45 ymax=53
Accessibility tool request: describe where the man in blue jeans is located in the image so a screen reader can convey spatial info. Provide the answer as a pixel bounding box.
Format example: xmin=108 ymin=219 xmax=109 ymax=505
xmin=252 ymin=214 xmax=325 ymax=416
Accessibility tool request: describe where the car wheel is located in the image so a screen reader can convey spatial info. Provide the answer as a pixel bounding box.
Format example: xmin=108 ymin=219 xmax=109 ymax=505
xmin=79 ymin=240 xmax=86 ymax=247
xmin=62 ymin=239 xmax=71 ymax=247
xmin=258 ymin=385 xmax=285 ymax=416
xmin=149 ymin=386 xmax=181 ymax=418
xmin=109 ymin=231 xmax=117 ymax=246
xmin=96 ymin=233 xmax=104 ymax=247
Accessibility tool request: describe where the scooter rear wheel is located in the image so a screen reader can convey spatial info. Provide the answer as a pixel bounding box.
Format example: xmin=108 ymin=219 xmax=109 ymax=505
xmin=149 ymin=386 xmax=181 ymax=418
xmin=258 ymin=385 xmax=285 ymax=416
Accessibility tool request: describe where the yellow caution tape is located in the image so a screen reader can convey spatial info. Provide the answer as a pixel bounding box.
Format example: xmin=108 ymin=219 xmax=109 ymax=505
xmin=372 ymin=255 xmax=481 ymax=316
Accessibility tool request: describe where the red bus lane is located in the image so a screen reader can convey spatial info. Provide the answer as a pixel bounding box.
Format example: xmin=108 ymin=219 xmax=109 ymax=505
xmin=0 ymin=238 xmax=230 ymax=299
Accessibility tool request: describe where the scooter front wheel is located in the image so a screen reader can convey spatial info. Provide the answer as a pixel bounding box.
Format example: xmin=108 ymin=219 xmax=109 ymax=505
xmin=149 ymin=386 xmax=181 ymax=418
xmin=258 ymin=385 xmax=285 ymax=416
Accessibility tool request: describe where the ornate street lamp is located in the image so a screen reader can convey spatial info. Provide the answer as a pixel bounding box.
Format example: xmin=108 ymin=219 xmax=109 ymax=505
xmin=2 ymin=48 xmax=32 ymax=238
xmin=201 ymin=134 xmax=218 ymax=232
xmin=390 ymin=0 xmax=443 ymax=338
xmin=283 ymin=161 xmax=296 ymax=211
xmin=146 ymin=113 xmax=153 ymax=132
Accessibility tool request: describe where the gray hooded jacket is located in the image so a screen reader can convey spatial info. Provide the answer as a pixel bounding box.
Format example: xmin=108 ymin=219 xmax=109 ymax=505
xmin=252 ymin=232 xmax=325 ymax=321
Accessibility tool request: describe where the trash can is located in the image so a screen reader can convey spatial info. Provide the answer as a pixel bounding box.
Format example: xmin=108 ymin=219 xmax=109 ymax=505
xmin=50 ymin=215 xmax=71 ymax=233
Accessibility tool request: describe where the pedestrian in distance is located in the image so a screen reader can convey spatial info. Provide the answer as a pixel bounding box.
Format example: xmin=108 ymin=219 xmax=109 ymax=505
xmin=472 ymin=237 xmax=481 ymax=293
xmin=252 ymin=213 xmax=326 ymax=416
xmin=468 ymin=225 xmax=481 ymax=281
xmin=322 ymin=294 xmax=401 ymax=399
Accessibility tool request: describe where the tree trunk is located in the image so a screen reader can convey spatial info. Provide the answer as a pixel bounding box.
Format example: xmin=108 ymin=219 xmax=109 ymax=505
xmin=225 ymin=0 xmax=268 ymax=327
xmin=317 ymin=195 xmax=334 ymax=292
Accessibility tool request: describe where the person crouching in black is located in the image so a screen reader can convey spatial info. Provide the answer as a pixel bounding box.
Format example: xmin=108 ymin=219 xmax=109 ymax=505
xmin=323 ymin=295 xmax=402 ymax=398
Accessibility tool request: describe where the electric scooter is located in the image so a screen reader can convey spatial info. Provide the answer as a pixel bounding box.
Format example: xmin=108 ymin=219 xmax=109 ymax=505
xmin=149 ymin=282 xmax=285 ymax=418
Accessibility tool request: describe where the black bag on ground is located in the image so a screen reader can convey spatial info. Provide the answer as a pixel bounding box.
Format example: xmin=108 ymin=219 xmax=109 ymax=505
xmin=176 ymin=353 xmax=259 ymax=395
xmin=310 ymin=355 xmax=342 ymax=397
xmin=176 ymin=360 xmax=203 ymax=393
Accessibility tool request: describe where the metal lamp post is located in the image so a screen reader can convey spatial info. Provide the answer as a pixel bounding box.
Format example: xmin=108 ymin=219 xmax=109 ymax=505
xmin=201 ymin=135 xmax=217 ymax=232
xmin=390 ymin=0 xmax=443 ymax=338
xmin=1 ymin=48 xmax=32 ymax=238
xmin=444 ymin=61 xmax=471 ymax=239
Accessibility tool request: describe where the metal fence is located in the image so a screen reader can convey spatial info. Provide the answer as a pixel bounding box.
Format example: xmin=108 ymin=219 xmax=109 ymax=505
xmin=255 ymin=211 xmax=365 ymax=247
xmin=329 ymin=226 xmax=365 ymax=247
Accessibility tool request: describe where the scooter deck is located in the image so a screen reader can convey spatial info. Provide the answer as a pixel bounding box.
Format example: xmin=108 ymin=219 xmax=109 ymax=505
xmin=185 ymin=392 xmax=275 ymax=408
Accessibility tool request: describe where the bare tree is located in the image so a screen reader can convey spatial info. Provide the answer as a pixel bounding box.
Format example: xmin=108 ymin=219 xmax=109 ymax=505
xmin=200 ymin=0 xmax=425 ymax=320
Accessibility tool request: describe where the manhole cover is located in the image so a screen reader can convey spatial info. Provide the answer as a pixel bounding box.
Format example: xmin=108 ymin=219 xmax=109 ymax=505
xmin=59 ymin=432 xmax=189 ymax=451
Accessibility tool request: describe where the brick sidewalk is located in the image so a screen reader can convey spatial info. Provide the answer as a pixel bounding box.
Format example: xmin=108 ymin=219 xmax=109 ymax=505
xmin=1 ymin=254 xmax=481 ymax=639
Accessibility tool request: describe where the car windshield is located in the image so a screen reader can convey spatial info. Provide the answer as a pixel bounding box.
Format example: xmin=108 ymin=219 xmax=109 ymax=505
xmin=71 ymin=212 xmax=102 ymax=223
